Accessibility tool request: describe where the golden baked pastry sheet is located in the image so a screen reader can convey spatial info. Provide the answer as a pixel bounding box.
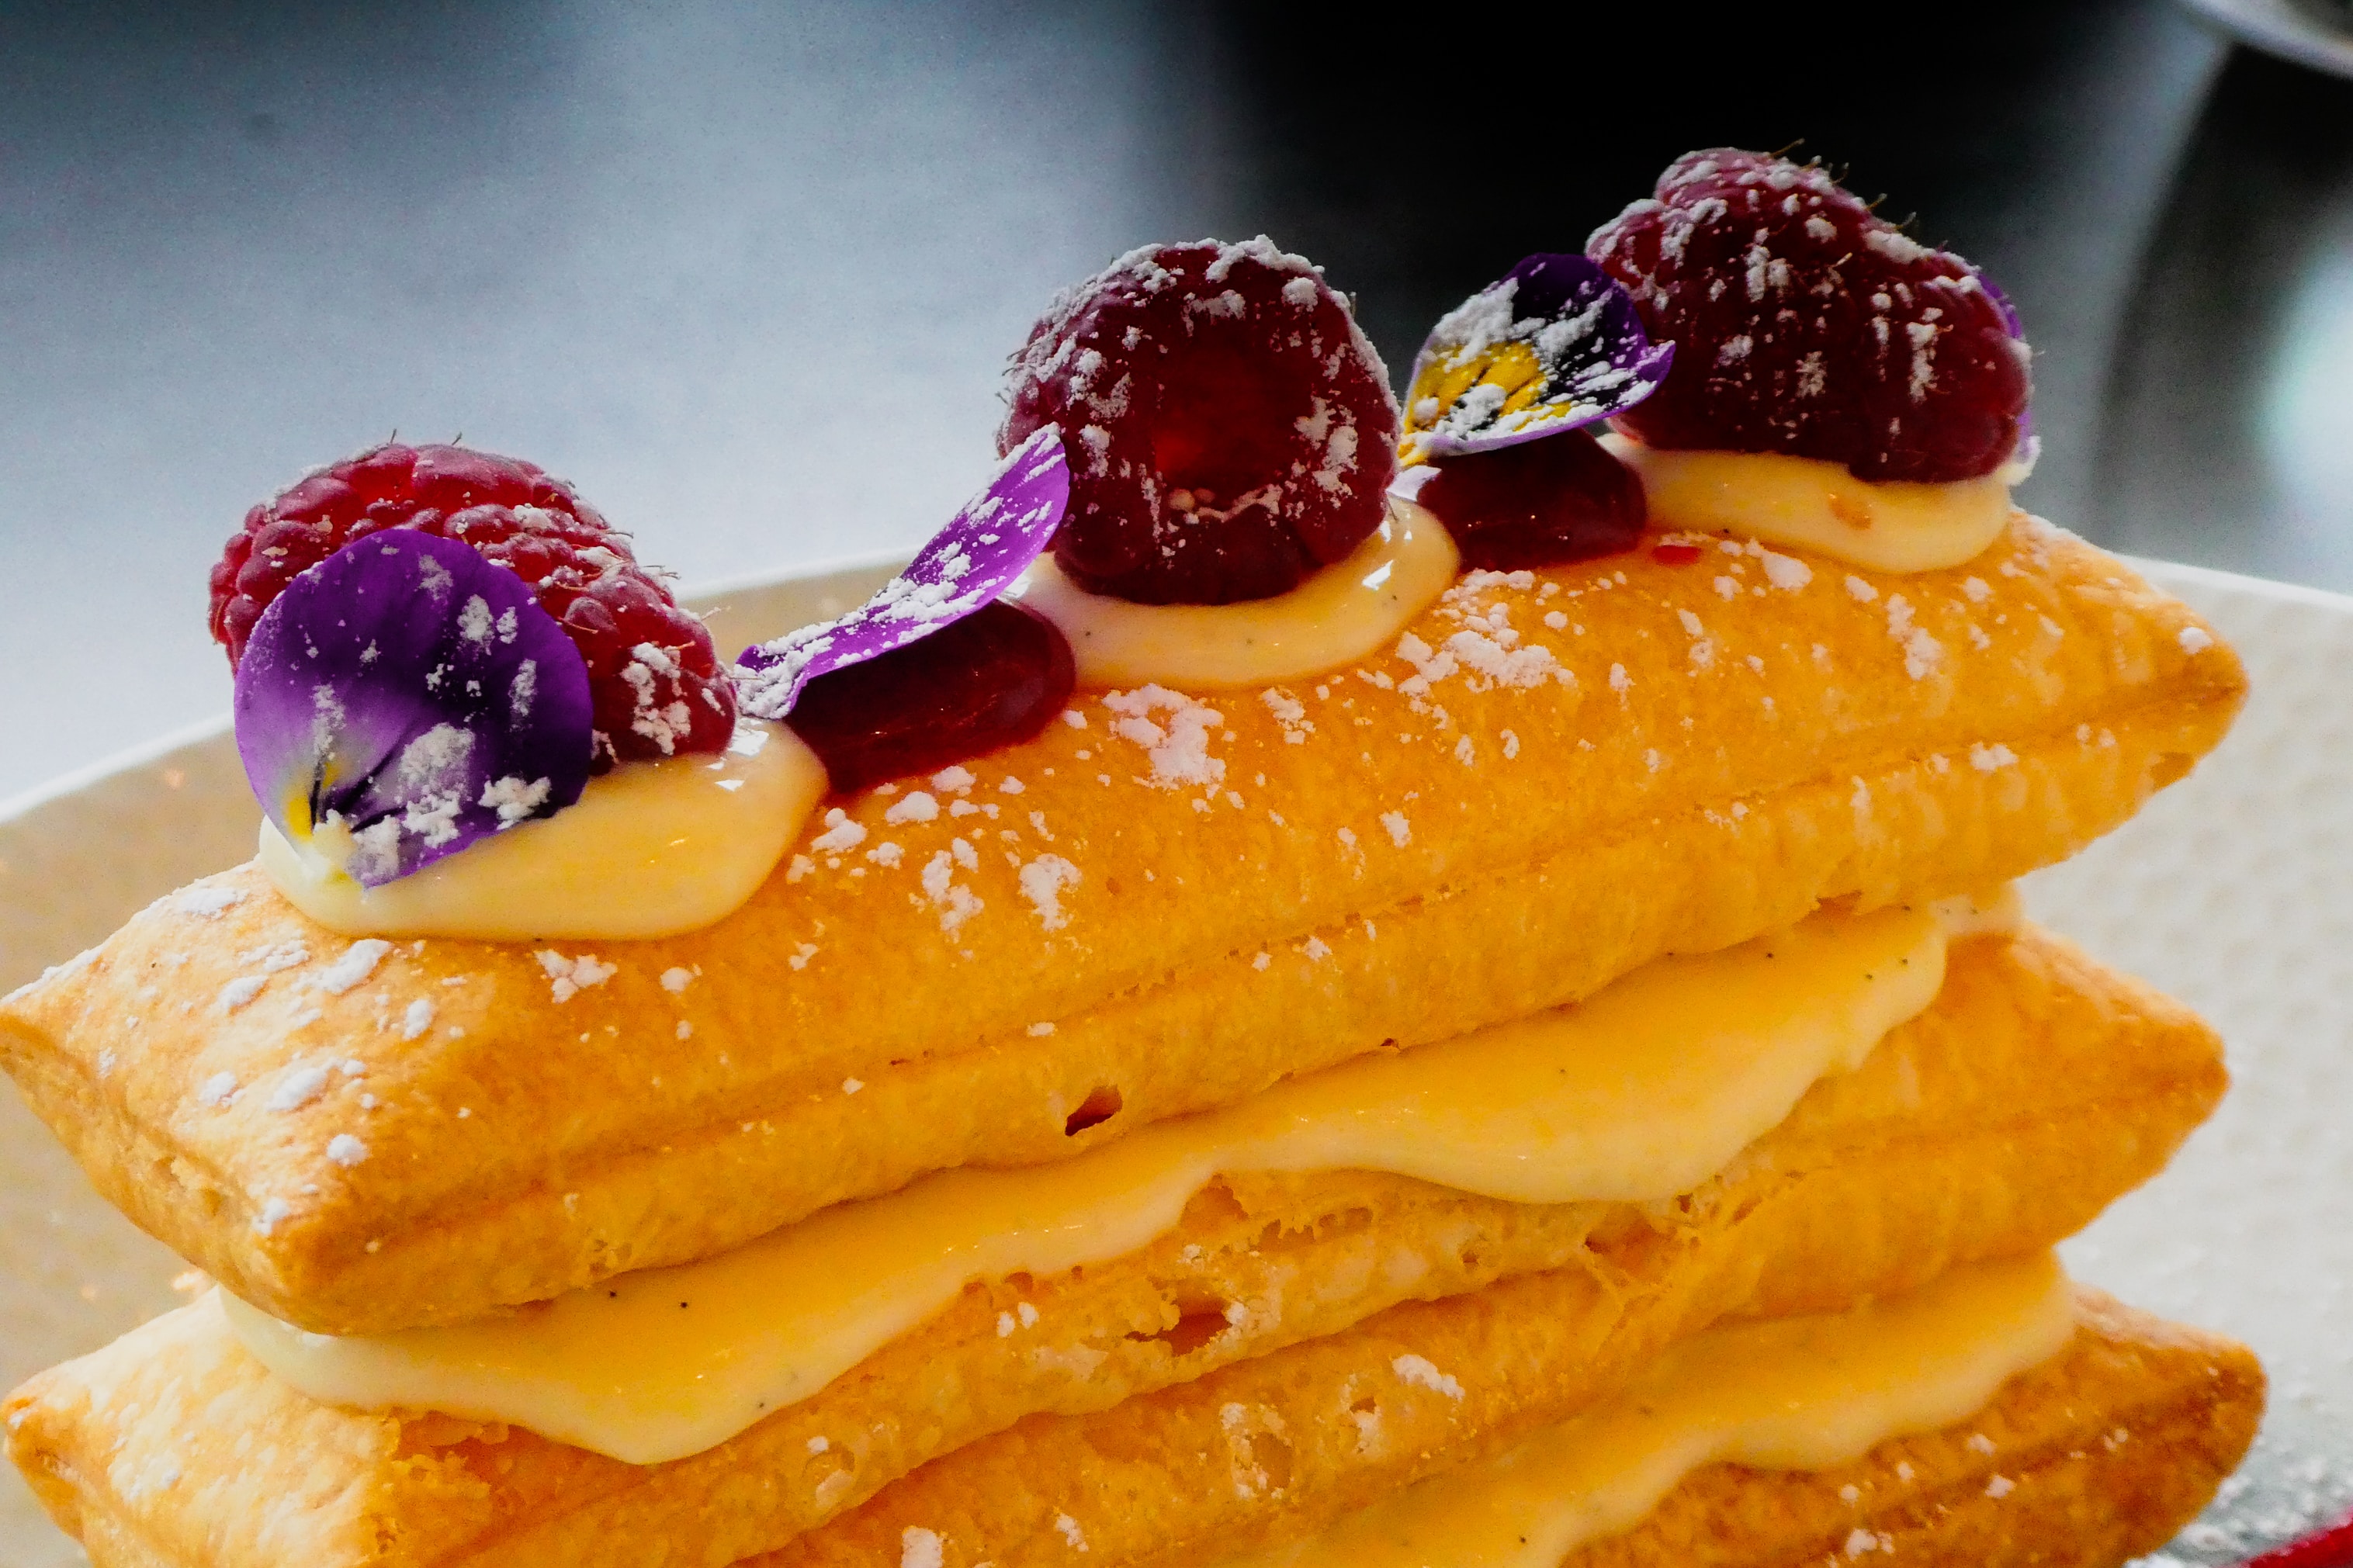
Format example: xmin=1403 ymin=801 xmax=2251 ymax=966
xmin=1553 ymin=1288 xmax=2262 ymax=1568
xmin=5 ymin=929 xmax=2226 ymax=1568
xmin=0 ymin=520 xmax=2247 ymax=1334
xmin=746 ymin=1296 xmax=2259 ymax=1568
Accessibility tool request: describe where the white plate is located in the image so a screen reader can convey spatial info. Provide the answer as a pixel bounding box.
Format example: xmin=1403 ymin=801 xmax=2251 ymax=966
xmin=0 ymin=553 xmax=2344 ymax=1566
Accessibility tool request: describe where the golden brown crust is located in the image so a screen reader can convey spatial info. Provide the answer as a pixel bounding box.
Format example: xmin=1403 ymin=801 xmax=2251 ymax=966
xmin=1554 ymin=1289 xmax=2264 ymax=1568
xmin=0 ymin=520 xmax=2246 ymax=1333
xmin=750 ymin=1293 xmax=2261 ymax=1568
xmin=5 ymin=928 xmax=2228 ymax=1568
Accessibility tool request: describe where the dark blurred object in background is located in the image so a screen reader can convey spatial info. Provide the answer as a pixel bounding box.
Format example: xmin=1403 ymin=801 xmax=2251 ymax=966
xmin=6 ymin=0 xmax=2351 ymax=798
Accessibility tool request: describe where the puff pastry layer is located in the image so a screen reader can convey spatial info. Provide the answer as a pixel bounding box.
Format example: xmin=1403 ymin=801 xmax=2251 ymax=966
xmin=0 ymin=519 xmax=2245 ymax=1333
xmin=764 ymin=1287 xmax=2261 ymax=1568
xmin=1547 ymin=1289 xmax=2262 ymax=1568
xmin=4 ymin=929 xmax=2224 ymax=1568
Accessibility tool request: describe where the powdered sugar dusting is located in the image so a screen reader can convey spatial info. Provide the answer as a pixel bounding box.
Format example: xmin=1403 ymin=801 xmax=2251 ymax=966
xmin=536 ymin=950 xmax=617 ymax=1003
xmin=810 ymin=808 xmax=868 ymax=854
xmin=266 ymin=1062 xmax=334 ymax=1113
xmin=1260 ymin=687 xmax=1315 ymax=744
xmin=1758 ymin=549 xmax=1812 ymax=591
xmin=216 ymin=975 xmax=267 ymax=1014
xmin=920 ymin=852 xmax=984 ymax=933
xmin=885 ymin=791 xmax=940 ymax=825
xmin=314 ymin=939 xmax=392 ymax=996
xmin=1017 ymin=854 xmax=1082 ymax=930
xmin=1885 ymin=596 xmax=1943 ymax=680
xmin=1391 ymin=1353 xmax=1464 ymax=1399
xmin=1102 ymin=687 xmax=1226 ymax=788
xmin=174 ymin=884 xmax=247 ymax=919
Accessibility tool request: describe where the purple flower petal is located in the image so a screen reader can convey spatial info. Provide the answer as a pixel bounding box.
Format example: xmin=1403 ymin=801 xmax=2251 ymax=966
xmin=234 ymin=532 xmax=594 ymax=886
xmin=1401 ymin=254 xmax=1674 ymax=462
xmin=1977 ymin=271 xmax=2039 ymax=460
xmin=736 ymin=424 xmax=1069 ymax=718
xmin=1980 ymin=272 xmax=2026 ymax=341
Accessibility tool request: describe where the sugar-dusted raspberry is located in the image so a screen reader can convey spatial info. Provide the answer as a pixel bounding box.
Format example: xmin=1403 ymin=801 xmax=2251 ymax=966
xmin=1000 ymin=238 xmax=1400 ymax=605
xmin=209 ymin=443 xmax=733 ymax=766
xmin=786 ymin=601 xmax=1074 ymax=794
xmin=1586 ymin=150 xmax=2029 ymax=483
xmin=1417 ymin=431 xmax=1645 ymax=571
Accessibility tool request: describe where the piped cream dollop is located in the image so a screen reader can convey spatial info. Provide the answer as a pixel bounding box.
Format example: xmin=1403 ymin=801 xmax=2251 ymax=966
xmin=258 ymin=719 xmax=826 ymax=941
xmin=1223 ymin=1252 xmax=2075 ymax=1568
xmin=1011 ymin=497 xmax=1459 ymax=690
xmin=225 ymin=898 xmax=1979 ymax=1464
xmin=1600 ymin=434 xmax=2012 ymax=573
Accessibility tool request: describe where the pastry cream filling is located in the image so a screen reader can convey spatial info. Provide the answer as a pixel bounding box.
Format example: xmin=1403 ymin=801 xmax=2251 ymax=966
xmin=227 ymin=894 xmax=2012 ymax=1465
xmin=1599 ymin=434 xmax=2012 ymax=573
xmin=257 ymin=719 xmax=826 ymax=942
xmin=1010 ymin=497 xmax=1459 ymax=690
xmin=1222 ymin=1252 xmax=2075 ymax=1568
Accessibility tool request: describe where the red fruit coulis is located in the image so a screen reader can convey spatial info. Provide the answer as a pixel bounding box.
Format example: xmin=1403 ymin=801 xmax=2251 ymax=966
xmin=1000 ymin=239 xmax=1401 ymax=605
xmin=2244 ymin=1513 xmax=2353 ymax=1568
xmin=1587 ymin=150 xmax=2030 ymax=483
xmin=1416 ymin=431 xmax=1646 ymax=572
xmin=211 ymin=443 xmax=733 ymax=767
xmin=786 ymin=601 xmax=1075 ymax=795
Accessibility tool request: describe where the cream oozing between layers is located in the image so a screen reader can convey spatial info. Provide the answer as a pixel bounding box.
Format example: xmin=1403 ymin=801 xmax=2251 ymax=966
xmin=1222 ymin=1252 xmax=2076 ymax=1568
xmin=1012 ymin=497 xmax=1460 ymax=690
xmin=1601 ymin=434 xmax=2014 ymax=573
xmin=226 ymin=892 xmax=2015 ymax=1465
xmin=258 ymin=718 xmax=827 ymax=942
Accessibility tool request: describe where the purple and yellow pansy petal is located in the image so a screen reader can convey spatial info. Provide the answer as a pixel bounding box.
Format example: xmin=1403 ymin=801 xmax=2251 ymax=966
xmin=234 ymin=531 xmax=594 ymax=886
xmin=1400 ymin=253 xmax=1674 ymax=464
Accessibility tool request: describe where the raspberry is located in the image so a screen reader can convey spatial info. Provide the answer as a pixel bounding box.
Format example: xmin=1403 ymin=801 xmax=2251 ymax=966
xmin=1000 ymin=238 xmax=1400 ymax=605
xmin=1586 ymin=150 xmax=2029 ymax=483
xmin=210 ymin=443 xmax=733 ymax=766
xmin=1417 ymin=431 xmax=1645 ymax=572
xmin=785 ymin=601 xmax=1074 ymax=794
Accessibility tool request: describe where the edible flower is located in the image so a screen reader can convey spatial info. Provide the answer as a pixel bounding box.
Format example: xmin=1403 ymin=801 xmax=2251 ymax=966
xmin=1399 ymin=254 xmax=1672 ymax=465
xmin=234 ymin=531 xmax=594 ymax=886
xmin=1980 ymin=274 xmax=2039 ymax=479
xmin=736 ymin=424 xmax=1070 ymax=717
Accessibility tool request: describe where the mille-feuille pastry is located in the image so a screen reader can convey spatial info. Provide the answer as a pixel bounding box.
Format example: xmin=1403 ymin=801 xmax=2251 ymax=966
xmin=0 ymin=459 xmax=2239 ymax=1336
xmin=3 ymin=145 xmax=2261 ymax=1568
xmin=5 ymin=913 xmax=2233 ymax=1567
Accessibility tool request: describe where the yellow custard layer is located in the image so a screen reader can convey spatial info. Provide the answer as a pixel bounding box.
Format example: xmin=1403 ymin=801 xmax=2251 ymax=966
xmin=1011 ymin=497 xmax=1459 ymax=689
xmin=1225 ymin=1252 xmax=2074 ymax=1568
xmin=258 ymin=719 xmax=826 ymax=941
xmin=224 ymin=895 xmax=2008 ymax=1465
xmin=1600 ymin=435 xmax=2012 ymax=572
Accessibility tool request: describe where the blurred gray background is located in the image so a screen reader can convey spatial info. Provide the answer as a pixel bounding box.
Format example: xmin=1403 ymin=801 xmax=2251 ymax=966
xmin=4 ymin=0 xmax=2349 ymax=801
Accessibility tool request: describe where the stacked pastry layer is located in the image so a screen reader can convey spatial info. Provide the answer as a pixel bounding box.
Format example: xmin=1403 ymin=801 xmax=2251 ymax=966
xmin=2 ymin=514 xmax=2260 ymax=1567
